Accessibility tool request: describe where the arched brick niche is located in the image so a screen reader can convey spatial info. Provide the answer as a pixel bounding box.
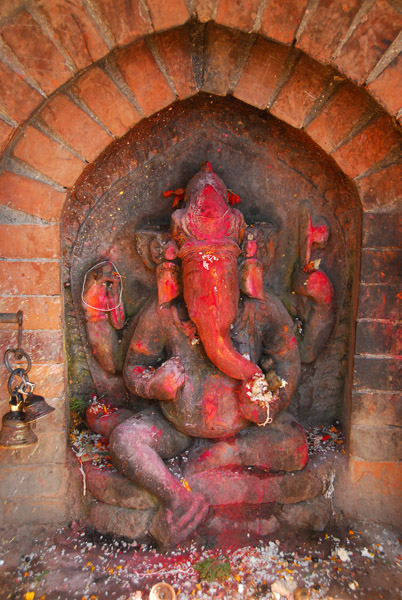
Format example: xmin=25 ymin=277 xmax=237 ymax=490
xmin=0 ymin=1 xmax=401 ymax=530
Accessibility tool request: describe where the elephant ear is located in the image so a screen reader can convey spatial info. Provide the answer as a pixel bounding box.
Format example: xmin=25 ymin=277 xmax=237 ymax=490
xmin=135 ymin=228 xmax=172 ymax=270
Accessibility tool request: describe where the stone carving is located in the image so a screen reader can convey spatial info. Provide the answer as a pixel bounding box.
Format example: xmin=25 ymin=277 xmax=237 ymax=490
xmin=81 ymin=163 xmax=336 ymax=546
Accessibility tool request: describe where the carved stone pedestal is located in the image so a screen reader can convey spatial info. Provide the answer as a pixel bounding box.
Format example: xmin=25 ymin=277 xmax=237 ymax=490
xmin=84 ymin=416 xmax=339 ymax=546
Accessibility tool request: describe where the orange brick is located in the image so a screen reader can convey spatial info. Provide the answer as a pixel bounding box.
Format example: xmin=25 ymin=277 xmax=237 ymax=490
xmin=0 ymin=362 xmax=65 ymax=399
xmin=260 ymin=0 xmax=308 ymax=45
xmin=306 ymin=84 xmax=371 ymax=153
xmin=96 ymin=0 xmax=152 ymax=46
xmin=155 ymin=28 xmax=198 ymax=100
xmin=216 ymin=0 xmax=261 ymax=31
xmin=4 ymin=498 xmax=68 ymax=526
xmin=0 ymin=10 xmax=72 ymax=95
xmin=146 ymin=0 xmax=189 ymax=31
xmin=37 ymin=0 xmax=108 ymax=69
xmin=0 ymin=119 xmax=14 ymax=152
xmin=0 ymin=330 xmax=63 ymax=364
xmin=0 ymin=261 xmax=60 ymax=295
xmin=270 ymin=55 xmax=331 ymax=128
xmin=368 ymin=53 xmax=402 ymax=117
xmin=234 ymin=38 xmax=290 ymax=109
xmin=13 ymin=126 xmax=85 ymax=187
xmin=194 ymin=0 xmax=218 ymax=22
xmin=332 ymin=114 xmax=401 ymax=179
xmin=116 ymin=40 xmax=175 ymax=117
xmin=203 ymin=25 xmax=245 ymax=96
xmin=297 ymin=0 xmax=361 ymax=63
xmin=75 ymin=67 xmax=141 ymax=137
xmin=349 ymin=458 xmax=402 ymax=496
xmin=334 ymin=0 xmax=402 ymax=85
xmin=0 ymin=297 xmax=62 ymax=330
xmin=0 ymin=464 xmax=68 ymax=498
xmin=0 ymin=62 xmax=42 ymax=123
xmin=355 ymin=163 xmax=402 ymax=211
xmin=40 ymin=94 xmax=112 ymax=162
xmin=0 ymin=225 xmax=59 ymax=259
xmin=0 ymin=172 xmax=66 ymax=221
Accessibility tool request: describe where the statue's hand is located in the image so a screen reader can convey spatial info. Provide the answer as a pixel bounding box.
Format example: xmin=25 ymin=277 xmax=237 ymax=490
xmin=148 ymin=357 xmax=185 ymax=402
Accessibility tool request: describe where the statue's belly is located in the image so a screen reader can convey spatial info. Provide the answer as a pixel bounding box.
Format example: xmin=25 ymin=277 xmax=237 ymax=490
xmin=160 ymin=366 xmax=248 ymax=438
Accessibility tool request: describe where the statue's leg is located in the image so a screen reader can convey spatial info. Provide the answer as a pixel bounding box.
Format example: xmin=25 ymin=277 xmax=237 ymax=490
xmin=108 ymin=408 xmax=209 ymax=546
xmin=236 ymin=412 xmax=308 ymax=472
xmin=186 ymin=412 xmax=307 ymax=474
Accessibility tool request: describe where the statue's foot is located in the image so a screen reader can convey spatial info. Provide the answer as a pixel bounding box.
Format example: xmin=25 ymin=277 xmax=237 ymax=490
xmin=150 ymin=492 xmax=209 ymax=549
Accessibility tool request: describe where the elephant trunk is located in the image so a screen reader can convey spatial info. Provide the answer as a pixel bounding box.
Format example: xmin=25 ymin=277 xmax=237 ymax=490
xmin=181 ymin=245 xmax=261 ymax=381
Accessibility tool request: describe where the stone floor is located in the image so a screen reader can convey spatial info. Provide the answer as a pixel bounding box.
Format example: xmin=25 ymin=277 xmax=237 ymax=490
xmin=0 ymin=519 xmax=401 ymax=600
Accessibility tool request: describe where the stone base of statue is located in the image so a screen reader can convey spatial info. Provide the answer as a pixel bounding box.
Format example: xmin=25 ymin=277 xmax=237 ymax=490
xmin=84 ymin=415 xmax=340 ymax=546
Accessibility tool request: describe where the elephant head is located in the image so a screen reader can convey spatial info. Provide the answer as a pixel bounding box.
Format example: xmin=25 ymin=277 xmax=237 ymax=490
xmin=170 ymin=162 xmax=262 ymax=382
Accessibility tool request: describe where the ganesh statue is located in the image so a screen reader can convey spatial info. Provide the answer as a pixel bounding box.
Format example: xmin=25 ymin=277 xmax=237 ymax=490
xmin=80 ymin=163 xmax=335 ymax=547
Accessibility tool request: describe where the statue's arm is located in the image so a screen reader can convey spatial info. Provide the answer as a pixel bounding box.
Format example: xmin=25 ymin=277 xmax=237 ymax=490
xmin=123 ymin=300 xmax=184 ymax=402
xmin=260 ymin=293 xmax=301 ymax=414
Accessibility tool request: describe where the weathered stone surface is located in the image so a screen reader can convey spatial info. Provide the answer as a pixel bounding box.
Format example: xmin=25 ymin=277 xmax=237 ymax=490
xmin=185 ymin=412 xmax=308 ymax=475
xmin=84 ymin=462 xmax=158 ymax=510
xmin=89 ymin=501 xmax=155 ymax=541
xmin=186 ymin=455 xmax=332 ymax=507
xmin=204 ymin=511 xmax=280 ymax=538
xmin=278 ymin=495 xmax=332 ymax=532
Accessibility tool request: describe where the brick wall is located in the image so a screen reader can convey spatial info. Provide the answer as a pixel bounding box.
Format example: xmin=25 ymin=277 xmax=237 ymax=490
xmin=0 ymin=0 xmax=401 ymax=529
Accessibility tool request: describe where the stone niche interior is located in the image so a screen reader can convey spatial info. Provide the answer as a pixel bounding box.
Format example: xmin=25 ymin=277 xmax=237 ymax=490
xmin=63 ymin=94 xmax=361 ymax=543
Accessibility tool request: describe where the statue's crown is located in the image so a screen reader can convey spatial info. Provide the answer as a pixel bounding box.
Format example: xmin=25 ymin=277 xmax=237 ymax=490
xmin=185 ymin=162 xmax=228 ymax=204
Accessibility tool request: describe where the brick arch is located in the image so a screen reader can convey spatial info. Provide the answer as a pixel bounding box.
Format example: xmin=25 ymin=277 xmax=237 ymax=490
xmin=0 ymin=3 xmax=401 ymax=529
